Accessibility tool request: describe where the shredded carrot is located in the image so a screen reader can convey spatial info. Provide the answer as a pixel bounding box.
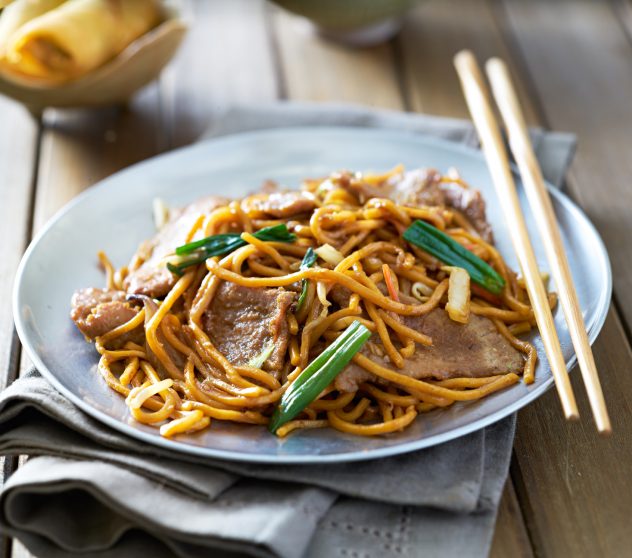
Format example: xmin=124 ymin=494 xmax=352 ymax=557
xmin=382 ymin=263 xmax=399 ymax=302
xmin=471 ymin=283 xmax=503 ymax=306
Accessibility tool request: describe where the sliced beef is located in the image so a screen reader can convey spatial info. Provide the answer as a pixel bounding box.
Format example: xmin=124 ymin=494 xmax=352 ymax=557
xmin=391 ymin=169 xmax=493 ymax=242
xmin=242 ymin=191 xmax=316 ymax=218
xmin=330 ymin=284 xmax=354 ymax=308
xmin=332 ymin=168 xmax=443 ymax=207
xmin=338 ymin=168 xmax=493 ymax=242
xmin=335 ymin=308 xmax=524 ymax=391
xmin=335 ymin=362 xmax=375 ymax=393
xmin=258 ymin=180 xmax=280 ymax=194
xmin=334 ymin=171 xmax=389 ymax=204
xmin=390 ymin=168 xmax=445 ymax=208
xmin=440 ymin=182 xmax=493 ymax=243
xmin=71 ymin=288 xmax=139 ymax=340
xmin=124 ymin=196 xmax=229 ymax=298
xmin=202 ymin=282 xmax=296 ymax=376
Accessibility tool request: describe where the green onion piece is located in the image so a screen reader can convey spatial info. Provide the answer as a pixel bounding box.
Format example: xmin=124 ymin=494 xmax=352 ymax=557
xmin=166 ymin=262 xmax=184 ymax=276
xmin=268 ymin=321 xmax=371 ymax=434
xmin=247 ymin=341 xmax=275 ymax=369
xmin=251 ymin=224 xmax=297 ymax=243
xmin=403 ymin=220 xmax=506 ymax=294
xmin=166 ymin=250 xmax=210 ymax=275
xmin=295 ymin=247 xmax=317 ymax=313
xmin=168 ymin=224 xmax=296 ymax=274
xmin=176 ymin=234 xmax=238 ymax=256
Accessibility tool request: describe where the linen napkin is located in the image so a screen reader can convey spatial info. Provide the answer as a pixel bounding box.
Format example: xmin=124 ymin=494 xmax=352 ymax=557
xmin=0 ymin=103 xmax=576 ymax=558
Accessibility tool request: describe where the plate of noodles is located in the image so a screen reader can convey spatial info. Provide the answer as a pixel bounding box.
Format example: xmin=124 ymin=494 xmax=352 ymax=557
xmin=13 ymin=127 xmax=611 ymax=463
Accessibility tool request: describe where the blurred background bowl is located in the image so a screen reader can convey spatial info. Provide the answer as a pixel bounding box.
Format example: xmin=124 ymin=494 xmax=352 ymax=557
xmin=0 ymin=7 xmax=187 ymax=115
xmin=269 ymin=0 xmax=423 ymax=46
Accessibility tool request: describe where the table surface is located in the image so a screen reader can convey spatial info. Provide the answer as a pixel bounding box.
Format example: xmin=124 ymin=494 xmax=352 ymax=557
xmin=2 ymin=1 xmax=632 ymax=556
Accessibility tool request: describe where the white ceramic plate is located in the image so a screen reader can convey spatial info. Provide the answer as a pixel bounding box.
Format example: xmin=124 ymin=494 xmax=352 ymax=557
xmin=13 ymin=127 xmax=612 ymax=463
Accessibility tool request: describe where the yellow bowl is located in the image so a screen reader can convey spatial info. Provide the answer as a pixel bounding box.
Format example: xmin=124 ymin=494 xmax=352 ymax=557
xmin=0 ymin=7 xmax=187 ymax=114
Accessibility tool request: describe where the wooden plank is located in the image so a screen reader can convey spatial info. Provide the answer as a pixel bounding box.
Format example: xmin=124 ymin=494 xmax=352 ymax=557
xmin=0 ymin=97 xmax=39 ymax=558
xmin=511 ymin=310 xmax=632 ymax=557
xmin=271 ymin=6 xmax=403 ymax=108
xmin=398 ymin=0 xmax=538 ymax=124
xmin=0 ymin=99 xmax=38 ymax=389
xmin=490 ymin=481 xmax=534 ymax=558
xmin=31 ymin=87 xmax=163 ymax=233
xmin=493 ymin=1 xmax=632 ymax=555
xmin=0 ymin=82 xmax=39 ymax=558
xmin=499 ymin=0 xmax=632 ymax=329
xmin=165 ymin=0 xmax=278 ymax=148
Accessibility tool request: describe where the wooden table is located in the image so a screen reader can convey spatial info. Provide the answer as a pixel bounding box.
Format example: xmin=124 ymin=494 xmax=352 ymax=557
xmin=2 ymin=1 xmax=631 ymax=556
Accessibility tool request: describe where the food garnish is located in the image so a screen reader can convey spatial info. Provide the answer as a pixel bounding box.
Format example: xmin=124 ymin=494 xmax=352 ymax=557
xmin=403 ymin=220 xmax=505 ymax=294
xmin=167 ymin=224 xmax=296 ymax=275
xmin=296 ymin=247 xmax=317 ymax=313
xmin=268 ymin=321 xmax=371 ymax=434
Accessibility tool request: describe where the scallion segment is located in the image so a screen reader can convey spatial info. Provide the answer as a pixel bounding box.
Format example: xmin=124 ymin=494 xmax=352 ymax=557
xmin=247 ymin=341 xmax=275 ymax=369
xmin=295 ymin=247 xmax=317 ymax=313
xmin=402 ymin=220 xmax=506 ymax=294
xmin=268 ymin=321 xmax=371 ymax=434
xmin=167 ymin=224 xmax=296 ymax=275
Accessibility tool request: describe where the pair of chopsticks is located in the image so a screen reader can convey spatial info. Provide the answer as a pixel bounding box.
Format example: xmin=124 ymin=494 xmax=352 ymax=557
xmin=453 ymin=51 xmax=611 ymax=434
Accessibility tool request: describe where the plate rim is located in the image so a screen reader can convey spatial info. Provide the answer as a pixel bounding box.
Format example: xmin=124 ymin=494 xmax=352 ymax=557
xmin=12 ymin=126 xmax=613 ymax=464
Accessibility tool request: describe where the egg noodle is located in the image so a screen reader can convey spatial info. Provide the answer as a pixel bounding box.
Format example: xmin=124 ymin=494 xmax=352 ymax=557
xmin=93 ymin=167 xmax=554 ymax=439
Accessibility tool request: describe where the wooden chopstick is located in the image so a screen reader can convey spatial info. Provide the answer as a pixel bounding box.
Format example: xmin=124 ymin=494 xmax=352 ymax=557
xmin=485 ymin=58 xmax=611 ymax=434
xmin=453 ymin=50 xmax=579 ymax=421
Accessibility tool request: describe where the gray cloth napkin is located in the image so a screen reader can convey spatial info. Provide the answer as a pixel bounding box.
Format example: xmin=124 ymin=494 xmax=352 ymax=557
xmin=203 ymin=103 xmax=575 ymax=189
xmin=0 ymin=103 xmax=576 ymax=558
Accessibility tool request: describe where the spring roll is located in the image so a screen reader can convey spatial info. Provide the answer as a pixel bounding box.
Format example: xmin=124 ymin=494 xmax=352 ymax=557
xmin=4 ymin=0 xmax=161 ymax=82
xmin=0 ymin=0 xmax=66 ymax=58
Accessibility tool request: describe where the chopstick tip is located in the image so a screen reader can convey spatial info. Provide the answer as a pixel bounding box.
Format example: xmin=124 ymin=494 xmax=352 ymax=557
xmin=485 ymin=57 xmax=505 ymax=72
xmin=453 ymin=49 xmax=475 ymax=67
xmin=566 ymin=410 xmax=580 ymax=422
xmin=597 ymin=417 xmax=613 ymax=437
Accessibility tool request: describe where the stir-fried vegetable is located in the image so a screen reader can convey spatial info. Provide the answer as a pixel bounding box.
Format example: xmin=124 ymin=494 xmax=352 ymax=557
xmin=152 ymin=198 xmax=170 ymax=230
xmin=295 ymin=247 xmax=317 ymax=313
xmin=167 ymin=224 xmax=296 ymax=275
xmin=382 ymin=263 xmax=399 ymax=302
xmin=443 ymin=266 xmax=470 ymax=324
xmin=403 ymin=220 xmax=505 ymax=294
xmin=246 ymin=341 xmax=275 ymax=369
xmin=471 ymin=283 xmax=502 ymax=305
xmin=268 ymin=321 xmax=371 ymax=434
xmin=315 ymin=243 xmax=344 ymax=265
